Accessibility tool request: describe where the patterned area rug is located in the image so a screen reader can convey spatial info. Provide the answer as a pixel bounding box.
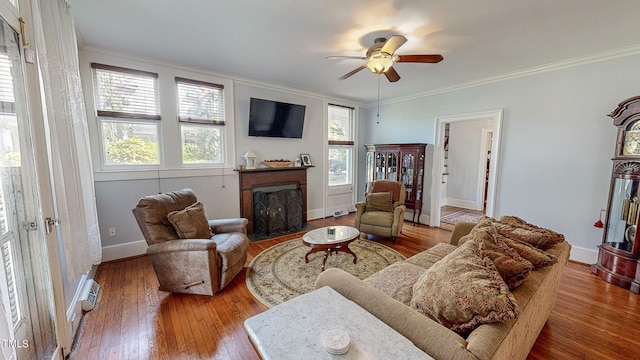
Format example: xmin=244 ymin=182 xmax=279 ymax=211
xmin=245 ymin=238 xmax=406 ymax=307
xmin=441 ymin=210 xmax=484 ymax=225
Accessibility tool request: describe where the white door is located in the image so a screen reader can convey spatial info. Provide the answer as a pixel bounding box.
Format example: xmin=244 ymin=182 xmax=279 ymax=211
xmin=0 ymin=11 xmax=57 ymax=360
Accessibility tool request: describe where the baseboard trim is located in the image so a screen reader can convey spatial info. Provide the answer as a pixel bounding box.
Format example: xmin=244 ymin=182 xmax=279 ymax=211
xmin=568 ymin=245 xmax=598 ymax=264
xmin=445 ymin=198 xmax=479 ymax=210
xmin=307 ymin=208 xmax=325 ymax=221
xmin=102 ymin=240 xmax=148 ymax=262
xmin=66 ymin=274 xmax=88 ymax=353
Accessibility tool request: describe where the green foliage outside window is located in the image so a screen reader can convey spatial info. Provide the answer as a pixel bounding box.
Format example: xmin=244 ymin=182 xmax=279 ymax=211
xmin=106 ymin=137 xmax=158 ymax=164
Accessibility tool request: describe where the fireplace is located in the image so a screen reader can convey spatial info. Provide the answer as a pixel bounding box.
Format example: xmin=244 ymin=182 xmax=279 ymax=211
xmin=237 ymin=167 xmax=309 ymax=234
xmin=253 ymin=189 xmax=303 ymax=235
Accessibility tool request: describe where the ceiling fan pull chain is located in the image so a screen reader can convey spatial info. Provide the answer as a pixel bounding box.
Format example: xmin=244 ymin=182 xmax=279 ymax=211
xmin=377 ymin=74 xmax=381 ymax=124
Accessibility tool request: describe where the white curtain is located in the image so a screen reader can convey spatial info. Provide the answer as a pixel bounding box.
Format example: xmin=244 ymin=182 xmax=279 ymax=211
xmin=32 ymin=0 xmax=102 ymax=281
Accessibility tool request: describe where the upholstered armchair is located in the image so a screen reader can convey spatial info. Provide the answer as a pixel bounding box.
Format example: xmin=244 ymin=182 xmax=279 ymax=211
xmin=355 ymin=180 xmax=406 ymax=244
xmin=132 ymin=188 xmax=249 ymax=296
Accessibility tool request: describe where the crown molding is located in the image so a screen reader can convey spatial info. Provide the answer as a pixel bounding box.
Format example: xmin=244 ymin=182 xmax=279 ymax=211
xmin=366 ymin=44 xmax=640 ymax=108
xmin=80 ymin=46 xmax=365 ymax=109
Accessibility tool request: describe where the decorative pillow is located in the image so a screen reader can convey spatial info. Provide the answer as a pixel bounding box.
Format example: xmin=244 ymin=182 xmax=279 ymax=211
xmin=410 ymin=240 xmax=520 ymax=336
xmin=498 ymin=216 xmax=565 ymax=250
xmin=365 ymin=192 xmax=394 ymax=212
xmin=457 ymin=216 xmax=497 ymax=245
xmin=497 ymin=234 xmax=557 ymax=269
xmin=474 ymin=227 xmax=533 ymax=289
xmin=167 ymin=201 xmax=213 ymax=239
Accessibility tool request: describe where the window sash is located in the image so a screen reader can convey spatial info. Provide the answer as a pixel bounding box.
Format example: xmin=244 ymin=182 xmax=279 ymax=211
xmin=328 ymin=146 xmax=353 ymax=186
xmin=180 ymin=123 xmax=224 ymax=164
xmin=176 ymin=77 xmax=225 ymax=125
xmin=99 ymin=118 xmax=160 ymax=166
xmin=92 ymin=63 xmax=160 ymax=120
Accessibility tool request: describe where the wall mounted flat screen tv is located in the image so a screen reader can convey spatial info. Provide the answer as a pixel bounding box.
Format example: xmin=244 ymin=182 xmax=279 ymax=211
xmin=248 ymin=97 xmax=306 ymax=138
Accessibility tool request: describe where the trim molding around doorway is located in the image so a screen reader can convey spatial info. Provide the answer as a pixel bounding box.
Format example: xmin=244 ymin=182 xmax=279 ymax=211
xmin=429 ymin=109 xmax=503 ymax=227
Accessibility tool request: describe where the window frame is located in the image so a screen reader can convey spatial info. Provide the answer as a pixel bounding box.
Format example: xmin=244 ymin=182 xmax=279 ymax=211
xmin=91 ymin=63 xmax=162 ymax=169
xmin=175 ymin=77 xmax=226 ymax=166
xmin=327 ymin=103 xmax=356 ymax=187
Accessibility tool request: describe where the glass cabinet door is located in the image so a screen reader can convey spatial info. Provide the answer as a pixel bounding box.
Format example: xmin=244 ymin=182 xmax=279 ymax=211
xmin=366 ymin=151 xmax=374 ymax=185
xmin=402 ymin=153 xmax=414 ymax=201
xmin=387 ymin=152 xmax=398 ymax=180
xmin=416 ymin=152 xmax=424 ymax=200
xmin=375 ymin=152 xmax=385 ymax=180
xmin=604 ymin=178 xmax=640 ymax=253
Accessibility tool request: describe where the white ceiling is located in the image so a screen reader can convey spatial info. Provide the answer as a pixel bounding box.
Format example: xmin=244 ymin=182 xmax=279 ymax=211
xmin=68 ymin=0 xmax=640 ymax=105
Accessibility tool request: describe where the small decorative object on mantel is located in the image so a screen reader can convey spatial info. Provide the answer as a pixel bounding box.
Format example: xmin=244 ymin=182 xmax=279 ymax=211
xmin=262 ymin=159 xmax=292 ymax=168
xmin=243 ymin=151 xmax=258 ymax=169
xmin=294 ymin=158 xmax=302 ymax=167
xmin=300 ymin=153 xmax=312 ymax=166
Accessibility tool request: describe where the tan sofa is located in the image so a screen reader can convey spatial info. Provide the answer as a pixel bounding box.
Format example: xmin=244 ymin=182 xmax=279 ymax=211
xmin=315 ymin=221 xmax=571 ymax=360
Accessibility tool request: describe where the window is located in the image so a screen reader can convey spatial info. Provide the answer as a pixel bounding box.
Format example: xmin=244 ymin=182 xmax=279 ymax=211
xmin=176 ymin=77 xmax=225 ymax=164
xmin=91 ymin=63 xmax=160 ymax=167
xmin=0 ymin=52 xmax=20 ymax=329
xmin=328 ymin=104 xmax=354 ymax=186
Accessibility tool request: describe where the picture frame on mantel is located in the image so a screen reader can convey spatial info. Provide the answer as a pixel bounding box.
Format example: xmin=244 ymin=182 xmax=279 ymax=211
xmin=300 ymin=153 xmax=312 ymax=166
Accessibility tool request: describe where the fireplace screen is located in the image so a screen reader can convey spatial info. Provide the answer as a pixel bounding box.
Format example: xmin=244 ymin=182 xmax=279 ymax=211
xmin=253 ymin=189 xmax=303 ymax=235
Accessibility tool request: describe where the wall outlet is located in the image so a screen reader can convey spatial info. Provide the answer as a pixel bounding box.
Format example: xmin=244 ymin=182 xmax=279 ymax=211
xmin=108 ymin=227 xmax=116 ymax=237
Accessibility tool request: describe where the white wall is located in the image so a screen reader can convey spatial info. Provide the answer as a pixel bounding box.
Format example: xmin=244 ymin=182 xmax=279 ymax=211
xmin=359 ymin=54 xmax=640 ymax=263
xmin=447 ymin=119 xmax=492 ymax=208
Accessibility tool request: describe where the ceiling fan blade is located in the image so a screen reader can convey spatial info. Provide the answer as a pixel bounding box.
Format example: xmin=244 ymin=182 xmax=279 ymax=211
xmin=396 ymin=54 xmax=444 ymax=63
xmin=384 ymin=66 xmax=400 ymax=82
xmin=380 ymin=35 xmax=407 ymax=55
xmin=339 ymin=65 xmax=367 ymax=80
xmin=326 ymin=56 xmax=368 ymax=60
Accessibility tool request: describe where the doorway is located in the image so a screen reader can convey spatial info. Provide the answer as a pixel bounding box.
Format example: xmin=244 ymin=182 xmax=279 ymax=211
xmin=429 ymin=110 xmax=503 ymax=227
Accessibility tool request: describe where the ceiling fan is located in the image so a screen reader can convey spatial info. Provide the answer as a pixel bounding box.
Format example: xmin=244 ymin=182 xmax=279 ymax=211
xmin=326 ymin=35 xmax=443 ymax=82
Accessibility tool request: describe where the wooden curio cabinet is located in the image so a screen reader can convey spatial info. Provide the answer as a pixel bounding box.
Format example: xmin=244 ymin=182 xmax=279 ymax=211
xmin=365 ymin=143 xmax=427 ymax=224
xmin=591 ymin=96 xmax=640 ymax=293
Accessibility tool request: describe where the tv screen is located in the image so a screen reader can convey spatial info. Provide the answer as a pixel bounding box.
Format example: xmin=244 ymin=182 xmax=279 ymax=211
xmin=248 ymin=98 xmax=306 ymax=138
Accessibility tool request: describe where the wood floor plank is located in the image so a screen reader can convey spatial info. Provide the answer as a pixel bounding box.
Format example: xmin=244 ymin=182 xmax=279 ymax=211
xmin=68 ymin=214 xmax=640 ymax=360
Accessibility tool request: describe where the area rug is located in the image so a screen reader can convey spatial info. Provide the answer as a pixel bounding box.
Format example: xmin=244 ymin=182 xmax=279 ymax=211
xmin=440 ymin=210 xmax=484 ymax=225
xmin=245 ymin=238 xmax=405 ymax=307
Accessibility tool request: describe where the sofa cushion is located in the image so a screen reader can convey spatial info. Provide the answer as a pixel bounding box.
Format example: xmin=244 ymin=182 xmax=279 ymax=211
xmin=498 ymin=234 xmax=557 ymax=269
xmin=167 ymin=202 xmax=213 ymax=239
xmin=410 ymin=240 xmax=520 ymax=336
xmin=460 ymin=216 xmax=565 ymax=251
xmin=364 ymin=262 xmax=425 ymax=306
xmin=474 ymin=227 xmax=534 ymax=290
xmin=365 ymin=192 xmax=394 ymax=212
xmin=499 ymin=216 xmax=565 ymax=250
xmin=405 ymin=243 xmax=457 ymax=269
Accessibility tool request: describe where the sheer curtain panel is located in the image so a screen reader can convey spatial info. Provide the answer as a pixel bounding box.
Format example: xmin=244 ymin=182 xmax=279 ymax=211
xmin=32 ymin=0 xmax=102 ymax=280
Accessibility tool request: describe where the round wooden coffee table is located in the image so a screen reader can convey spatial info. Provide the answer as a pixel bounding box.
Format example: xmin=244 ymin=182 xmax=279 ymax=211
xmin=302 ymin=226 xmax=360 ymax=271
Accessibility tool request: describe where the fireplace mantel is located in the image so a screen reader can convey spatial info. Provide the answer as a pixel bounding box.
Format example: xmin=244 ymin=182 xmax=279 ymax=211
xmin=237 ymin=167 xmax=309 ymax=234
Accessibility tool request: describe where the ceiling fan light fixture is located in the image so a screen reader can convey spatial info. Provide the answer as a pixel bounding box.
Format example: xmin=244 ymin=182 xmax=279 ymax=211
xmin=366 ymin=54 xmax=393 ymax=74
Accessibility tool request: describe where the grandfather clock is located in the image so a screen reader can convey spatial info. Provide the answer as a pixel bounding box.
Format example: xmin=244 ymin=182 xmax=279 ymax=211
xmin=591 ymin=96 xmax=640 ymax=293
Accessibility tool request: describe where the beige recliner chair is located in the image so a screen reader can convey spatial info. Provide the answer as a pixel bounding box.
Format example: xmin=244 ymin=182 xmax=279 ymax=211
xmin=355 ymin=180 xmax=406 ymax=244
xmin=132 ymin=188 xmax=249 ymax=296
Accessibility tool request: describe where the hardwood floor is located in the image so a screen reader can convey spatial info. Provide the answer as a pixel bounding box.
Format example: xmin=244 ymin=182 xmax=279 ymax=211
xmin=69 ymin=214 xmax=640 ymax=360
